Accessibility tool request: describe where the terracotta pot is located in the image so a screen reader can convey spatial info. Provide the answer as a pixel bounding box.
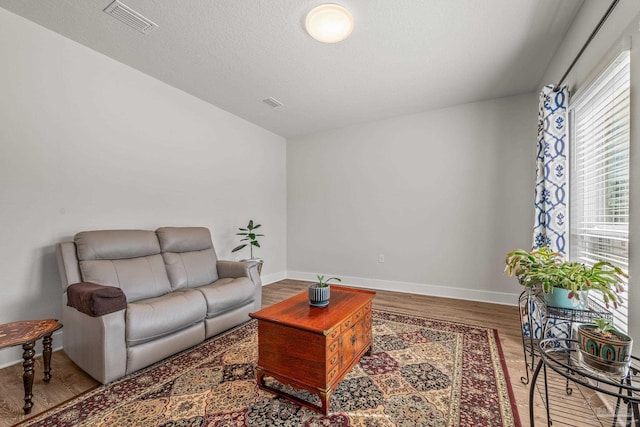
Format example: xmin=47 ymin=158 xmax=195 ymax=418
xmin=577 ymin=324 xmax=632 ymax=375
xmin=308 ymin=284 xmax=330 ymax=307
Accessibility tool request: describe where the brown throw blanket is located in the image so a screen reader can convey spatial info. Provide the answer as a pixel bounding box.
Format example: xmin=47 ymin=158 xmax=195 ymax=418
xmin=66 ymin=282 xmax=127 ymax=317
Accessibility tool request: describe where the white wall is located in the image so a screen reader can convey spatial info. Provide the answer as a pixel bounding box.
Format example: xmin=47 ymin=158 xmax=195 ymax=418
xmin=0 ymin=8 xmax=287 ymax=366
xmin=540 ymin=0 xmax=640 ymax=343
xmin=287 ymin=93 xmax=536 ymax=304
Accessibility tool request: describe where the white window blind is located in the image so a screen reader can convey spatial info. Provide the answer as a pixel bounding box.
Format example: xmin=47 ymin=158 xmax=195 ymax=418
xmin=570 ymin=50 xmax=630 ymax=332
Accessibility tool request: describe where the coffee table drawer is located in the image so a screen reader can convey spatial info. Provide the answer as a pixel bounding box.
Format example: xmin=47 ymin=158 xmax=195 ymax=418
xmin=328 ymin=327 xmax=340 ymax=341
xmin=364 ymin=302 xmax=372 ymax=314
xmin=327 ymin=339 xmax=339 ymax=355
xmin=327 ymin=365 xmax=339 ymax=383
xmin=327 ymin=352 xmax=339 ymax=370
xmin=340 ymin=308 xmax=363 ymax=333
xmin=365 ymin=308 xmax=372 ymax=328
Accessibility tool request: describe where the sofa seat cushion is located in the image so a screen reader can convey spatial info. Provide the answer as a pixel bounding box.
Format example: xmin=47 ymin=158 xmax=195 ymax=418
xmin=126 ymin=289 xmax=206 ymax=346
xmin=196 ymin=277 xmax=255 ymax=318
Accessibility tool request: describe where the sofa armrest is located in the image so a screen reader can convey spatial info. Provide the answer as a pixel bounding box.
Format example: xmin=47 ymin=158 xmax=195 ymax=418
xmin=67 ymin=282 xmax=127 ymax=317
xmin=217 ymin=260 xmax=256 ymax=279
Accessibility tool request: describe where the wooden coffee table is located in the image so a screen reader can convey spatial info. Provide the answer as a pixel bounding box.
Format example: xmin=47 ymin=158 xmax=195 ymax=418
xmin=250 ymin=286 xmax=375 ymax=414
xmin=0 ymin=319 xmax=62 ymax=414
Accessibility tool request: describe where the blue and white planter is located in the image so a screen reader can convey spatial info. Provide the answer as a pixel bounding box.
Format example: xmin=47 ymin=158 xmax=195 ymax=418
xmin=309 ymin=284 xmax=330 ymax=307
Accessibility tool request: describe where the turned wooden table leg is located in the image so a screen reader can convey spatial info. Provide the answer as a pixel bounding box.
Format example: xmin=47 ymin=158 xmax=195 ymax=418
xmin=22 ymin=341 xmax=35 ymax=414
xmin=42 ymin=334 xmax=53 ymax=382
xmin=0 ymin=319 xmax=62 ymax=415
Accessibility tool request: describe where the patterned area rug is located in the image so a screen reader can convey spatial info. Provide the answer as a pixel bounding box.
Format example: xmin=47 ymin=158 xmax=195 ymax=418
xmin=21 ymin=310 xmax=520 ymax=426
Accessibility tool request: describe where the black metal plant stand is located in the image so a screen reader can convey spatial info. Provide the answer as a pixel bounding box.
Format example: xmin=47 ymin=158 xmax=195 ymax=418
xmin=519 ymin=288 xmax=613 ymax=386
xmin=519 ymin=288 xmax=545 ymax=385
xmin=530 ymin=338 xmax=640 ymax=427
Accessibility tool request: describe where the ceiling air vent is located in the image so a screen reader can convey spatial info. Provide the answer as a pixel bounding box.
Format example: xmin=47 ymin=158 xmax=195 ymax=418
xmin=262 ymin=97 xmax=284 ymax=108
xmin=103 ymin=0 xmax=158 ymax=34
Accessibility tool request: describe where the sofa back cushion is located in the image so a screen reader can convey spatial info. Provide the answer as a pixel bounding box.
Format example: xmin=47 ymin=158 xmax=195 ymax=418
xmin=75 ymin=230 xmax=171 ymax=302
xmin=156 ymin=227 xmax=219 ymax=290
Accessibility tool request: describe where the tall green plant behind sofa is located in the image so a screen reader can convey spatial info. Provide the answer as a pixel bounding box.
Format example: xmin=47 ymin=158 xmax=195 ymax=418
xmin=56 ymin=226 xmax=262 ymax=384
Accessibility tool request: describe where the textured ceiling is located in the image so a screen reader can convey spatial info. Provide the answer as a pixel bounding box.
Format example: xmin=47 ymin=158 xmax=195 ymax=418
xmin=0 ymin=0 xmax=583 ymax=138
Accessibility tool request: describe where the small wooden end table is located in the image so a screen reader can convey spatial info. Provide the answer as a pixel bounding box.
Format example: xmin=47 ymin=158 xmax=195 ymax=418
xmin=250 ymin=286 xmax=375 ymax=414
xmin=0 ymin=319 xmax=62 ymax=414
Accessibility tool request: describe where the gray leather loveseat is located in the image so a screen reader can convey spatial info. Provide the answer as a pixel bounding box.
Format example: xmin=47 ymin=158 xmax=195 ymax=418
xmin=56 ymin=226 xmax=261 ymax=384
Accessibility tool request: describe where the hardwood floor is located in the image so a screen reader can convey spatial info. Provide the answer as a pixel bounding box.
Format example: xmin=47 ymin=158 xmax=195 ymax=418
xmin=0 ymin=349 xmax=97 ymax=426
xmin=0 ymin=280 xmax=604 ymax=426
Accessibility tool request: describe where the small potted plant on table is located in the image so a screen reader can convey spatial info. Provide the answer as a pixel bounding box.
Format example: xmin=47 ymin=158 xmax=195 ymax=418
xmin=231 ymin=219 xmax=264 ymax=275
xmin=308 ymin=275 xmax=341 ymax=307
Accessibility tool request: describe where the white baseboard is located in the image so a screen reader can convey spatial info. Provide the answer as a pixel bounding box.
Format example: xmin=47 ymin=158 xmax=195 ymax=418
xmin=286 ymin=271 xmax=519 ymax=307
xmin=0 ymin=330 xmax=64 ymax=369
xmin=261 ymin=270 xmax=288 ymax=285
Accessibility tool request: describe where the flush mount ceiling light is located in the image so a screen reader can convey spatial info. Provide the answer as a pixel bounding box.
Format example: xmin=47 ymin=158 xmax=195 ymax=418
xmin=305 ymin=4 xmax=354 ymax=43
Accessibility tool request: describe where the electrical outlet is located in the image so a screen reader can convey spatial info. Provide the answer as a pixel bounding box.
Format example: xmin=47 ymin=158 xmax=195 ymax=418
xmin=378 ymin=254 xmax=385 ymax=263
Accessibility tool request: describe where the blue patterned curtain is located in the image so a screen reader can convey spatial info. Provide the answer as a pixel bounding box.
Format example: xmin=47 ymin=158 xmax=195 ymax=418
xmin=524 ymin=85 xmax=570 ymax=346
xmin=533 ymin=84 xmax=569 ymax=256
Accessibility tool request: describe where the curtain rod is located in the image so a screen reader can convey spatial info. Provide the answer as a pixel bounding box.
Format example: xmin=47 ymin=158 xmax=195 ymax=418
xmin=553 ymin=0 xmax=620 ymax=92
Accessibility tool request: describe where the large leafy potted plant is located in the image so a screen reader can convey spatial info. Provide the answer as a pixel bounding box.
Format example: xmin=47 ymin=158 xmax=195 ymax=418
xmin=577 ymin=318 xmax=632 ymax=376
xmin=504 ymin=247 xmax=627 ymax=310
xmin=308 ymin=275 xmax=341 ymax=307
xmin=231 ymin=219 xmax=264 ymax=275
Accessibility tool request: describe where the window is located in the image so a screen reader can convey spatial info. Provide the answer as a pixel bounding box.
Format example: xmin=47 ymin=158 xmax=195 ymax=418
xmin=570 ymin=50 xmax=630 ymax=332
